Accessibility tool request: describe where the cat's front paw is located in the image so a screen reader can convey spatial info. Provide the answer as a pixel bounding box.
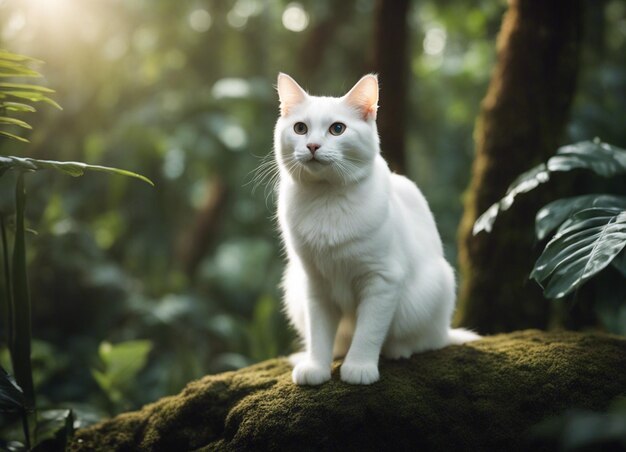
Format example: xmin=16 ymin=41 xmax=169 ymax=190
xmin=340 ymin=361 xmax=379 ymax=385
xmin=292 ymin=361 xmax=331 ymax=386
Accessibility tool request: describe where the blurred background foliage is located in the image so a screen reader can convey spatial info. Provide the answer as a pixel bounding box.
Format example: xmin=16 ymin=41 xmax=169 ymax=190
xmin=0 ymin=0 xmax=624 ymax=423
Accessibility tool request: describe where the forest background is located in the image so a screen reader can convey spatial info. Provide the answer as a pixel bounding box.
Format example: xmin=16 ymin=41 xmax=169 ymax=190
xmin=0 ymin=0 xmax=624 ymax=423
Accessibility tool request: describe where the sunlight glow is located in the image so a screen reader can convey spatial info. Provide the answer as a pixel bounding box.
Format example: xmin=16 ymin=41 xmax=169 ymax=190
xmin=227 ymin=9 xmax=248 ymax=29
xmin=423 ymin=27 xmax=447 ymax=55
xmin=282 ymin=3 xmax=309 ymax=33
xmin=189 ymin=9 xmax=212 ymax=33
xmin=3 ymin=0 xmax=99 ymax=46
xmin=212 ymin=78 xmax=251 ymax=99
xmin=220 ymin=123 xmax=247 ymax=150
xmin=31 ymin=0 xmax=73 ymax=16
xmin=21 ymin=0 xmax=75 ymax=24
xmin=3 ymin=11 xmax=26 ymax=40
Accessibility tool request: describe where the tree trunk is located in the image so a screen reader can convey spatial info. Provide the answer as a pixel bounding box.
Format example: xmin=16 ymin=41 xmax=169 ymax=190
xmin=298 ymin=0 xmax=357 ymax=77
xmin=372 ymin=0 xmax=410 ymax=174
xmin=456 ymin=0 xmax=583 ymax=333
xmin=176 ymin=177 xmax=228 ymax=278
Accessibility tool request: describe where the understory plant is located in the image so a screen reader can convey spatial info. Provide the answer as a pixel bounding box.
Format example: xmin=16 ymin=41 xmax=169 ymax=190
xmin=474 ymin=139 xmax=626 ymax=315
xmin=0 ymin=49 xmax=152 ymax=450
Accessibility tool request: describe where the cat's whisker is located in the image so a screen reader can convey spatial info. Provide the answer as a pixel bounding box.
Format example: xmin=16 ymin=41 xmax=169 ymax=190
xmin=333 ymin=160 xmax=348 ymax=185
xmin=282 ymin=157 xmax=303 ymax=183
xmin=247 ymin=153 xmax=279 ymax=196
xmin=332 ymin=158 xmax=360 ymax=185
xmin=343 ymin=155 xmax=366 ymax=164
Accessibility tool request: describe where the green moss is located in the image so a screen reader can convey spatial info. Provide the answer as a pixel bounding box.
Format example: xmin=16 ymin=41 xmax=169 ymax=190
xmin=69 ymin=330 xmax=626 ymax=451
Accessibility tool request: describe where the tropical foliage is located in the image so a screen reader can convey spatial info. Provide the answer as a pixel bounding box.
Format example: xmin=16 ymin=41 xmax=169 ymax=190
xmin=0 ymin=0 xmax=625 ymax=449
xmin=474 ymin=139 xmax=626 ymax=309
xmin=0 ymin=49 xmax=151 ymax=449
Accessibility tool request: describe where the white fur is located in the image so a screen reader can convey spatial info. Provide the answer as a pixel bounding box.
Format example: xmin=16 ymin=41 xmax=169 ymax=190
xmin=273 ymin=73 xmax=479 ymax=386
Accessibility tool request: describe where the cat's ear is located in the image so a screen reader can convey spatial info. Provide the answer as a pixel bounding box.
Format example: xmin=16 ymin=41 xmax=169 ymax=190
xmin=277 ymin=73 xmax=308 ymax=117
xmin=343 ymin=74 xmax=378 ymax=120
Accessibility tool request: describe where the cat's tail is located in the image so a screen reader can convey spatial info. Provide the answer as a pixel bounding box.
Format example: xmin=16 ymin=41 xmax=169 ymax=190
xmin=448 ymin=328 xmax=481 ymax=345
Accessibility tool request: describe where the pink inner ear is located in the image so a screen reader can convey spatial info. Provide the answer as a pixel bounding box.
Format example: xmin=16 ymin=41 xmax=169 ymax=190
xmin=277 ymin=73 xmax=307 ymax=116
xmin=344 ymin=75 xmax=378 ymax=120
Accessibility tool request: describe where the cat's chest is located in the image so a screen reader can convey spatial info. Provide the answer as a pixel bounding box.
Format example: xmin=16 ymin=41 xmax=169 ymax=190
xmin=282 ymin=185 xmax=386 ymax=250
xmin=291 ymin=197 xmax=357 ymax=246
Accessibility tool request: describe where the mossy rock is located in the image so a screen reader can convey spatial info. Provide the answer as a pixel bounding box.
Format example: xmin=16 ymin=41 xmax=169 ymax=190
xmin=69 ymin=330 xmax=626 ymax=451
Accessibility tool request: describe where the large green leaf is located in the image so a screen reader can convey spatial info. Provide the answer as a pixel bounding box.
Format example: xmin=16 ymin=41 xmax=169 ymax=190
xmin=535 ymin=194 xmax=626 ymax=240
xmin=473 ymin=140 xmax=626 ymax=235
xmin=531 ymin=208 xmax=626 ymax=299
xmin=547 ymin=140 xmax=626 ymax=177
xmin=473 ymin=163 xmax=549 ymax=234
xmin=0 ymin=156 xmax=154 ymax=186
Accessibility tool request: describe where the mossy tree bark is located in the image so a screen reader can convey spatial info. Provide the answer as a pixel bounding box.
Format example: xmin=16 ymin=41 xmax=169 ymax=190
xmin=456 ymin=0 xmax=583 ymax=334
xmin=371 ymin=0 xmax=410 ymax=174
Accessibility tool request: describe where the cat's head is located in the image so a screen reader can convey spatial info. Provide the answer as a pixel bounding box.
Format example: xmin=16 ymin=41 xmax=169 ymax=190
xmin=274 ymin=73 xmax=380 ymax=185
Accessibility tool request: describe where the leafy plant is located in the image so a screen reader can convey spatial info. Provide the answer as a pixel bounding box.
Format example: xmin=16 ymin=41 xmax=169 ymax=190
xmin=474 ymin=139 xmax=626 ymax=301
xmin=0 ymin=365 xmax=30 ymax=448
xmin=91 ymin=340 xmax=152 ymax=413
xmin=0 ymin=49 xmax=153 ymax=448
xmin=0 ymin=50 xmax=61 ymax=144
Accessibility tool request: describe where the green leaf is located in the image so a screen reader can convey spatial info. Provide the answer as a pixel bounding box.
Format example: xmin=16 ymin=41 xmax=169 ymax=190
xmin=535 ymin=195 xmax=626 ymax=240
xmin=0 ymin=53 xmax=41 ymax=77
xmin=33 ymin=409 xmax=75 ymax=451
xmin=0 ymin=131 xmax=29 ymax=143
xmin=0 ymin=156 xmax=37 ymax=171
xmin=1 ymin=102 xmax=36 ymax=113
xmin=473 ymin=139 xmax=626 ymax=235
xmin=0 ymin=156 xmax=154 ymax=186
xmin=473 ymin=163 xmax=549 ymax=234
xmin=531 ymin=208 xmax=626 ymax=299
xmin=548 ymin=140 xmax=626 ymax=177
xmin=0 ymin=116 xmax=32 ymax=130
xmin=0 ymin=82 xmax=54 ymax=93
xmin=0 ymin=64 xmax=41 ymax=78
xmin=0 ymin=50 xmax=42 ymax=64
xmin=2 ymin=91 xmax=62 ymax=110
xmin=92 ymin=340 xmax=152 ymax=403
xmin=10 ymin=173 xmax=35 ymax=412
xmin=0 ymin=365 xmax=26 ymax=413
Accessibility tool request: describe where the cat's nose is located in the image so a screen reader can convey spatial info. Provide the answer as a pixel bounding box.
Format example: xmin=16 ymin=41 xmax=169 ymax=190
xmin=307 ymin=143 xmax=321 ymax=155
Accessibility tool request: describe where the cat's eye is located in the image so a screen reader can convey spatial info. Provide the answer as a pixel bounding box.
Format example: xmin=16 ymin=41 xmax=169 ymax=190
xmin=329 ymin=122 xmax=346 ymax=136
xmin=293 ymin=122 xmax=308 ymax=135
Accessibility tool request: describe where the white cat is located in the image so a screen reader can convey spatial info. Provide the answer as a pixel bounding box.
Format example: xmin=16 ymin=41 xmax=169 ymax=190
xmin=273 ymin=73 xmax=479 ymax=386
